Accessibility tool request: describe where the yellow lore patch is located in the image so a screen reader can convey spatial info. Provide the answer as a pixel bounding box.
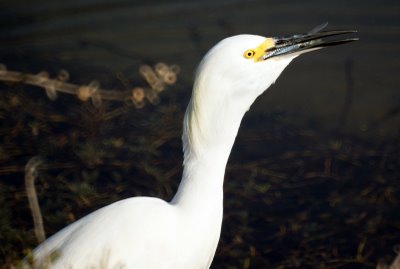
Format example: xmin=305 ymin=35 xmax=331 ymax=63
xmin=243 ymin=38 xmax=275 ymax=62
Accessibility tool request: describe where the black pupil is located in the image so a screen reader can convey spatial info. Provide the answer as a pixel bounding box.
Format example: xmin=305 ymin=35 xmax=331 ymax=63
xmin=248 ymin=52 xmax=252 ymax=56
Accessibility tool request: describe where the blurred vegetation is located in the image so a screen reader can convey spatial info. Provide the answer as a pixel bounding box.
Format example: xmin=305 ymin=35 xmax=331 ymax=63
xmin=0 ymin=63 xmax=399 ymax=269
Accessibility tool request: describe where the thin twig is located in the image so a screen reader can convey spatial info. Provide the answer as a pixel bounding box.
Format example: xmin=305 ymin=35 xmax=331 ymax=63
xmin=0 ymin=62 xmax=180 ymax=108
xmin=24 ymin=156 xmax=46 ymax=244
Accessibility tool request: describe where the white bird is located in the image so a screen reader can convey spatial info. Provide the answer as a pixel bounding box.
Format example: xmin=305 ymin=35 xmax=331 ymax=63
xmin=28 ymin=24 xmax=357 ymax=269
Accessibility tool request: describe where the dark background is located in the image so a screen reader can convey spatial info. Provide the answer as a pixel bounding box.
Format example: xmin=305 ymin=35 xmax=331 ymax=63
xmin=0 ymin=0 xmax=399 ymax=268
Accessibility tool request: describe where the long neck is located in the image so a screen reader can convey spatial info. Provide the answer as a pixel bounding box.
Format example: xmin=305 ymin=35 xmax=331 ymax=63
xmin=170 ymin=78 xmax=252 ymax=210
xmin=169 ymin=42 xmax=294 ymax=210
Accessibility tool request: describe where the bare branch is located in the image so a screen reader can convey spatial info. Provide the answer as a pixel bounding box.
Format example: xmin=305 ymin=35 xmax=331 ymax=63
xmin=0 ymin=63 xmax=179 ymax=108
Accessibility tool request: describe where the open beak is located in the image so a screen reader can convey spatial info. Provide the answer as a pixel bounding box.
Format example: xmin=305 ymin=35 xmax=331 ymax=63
xmin=263 ymin=23 xmax=359 ymax=60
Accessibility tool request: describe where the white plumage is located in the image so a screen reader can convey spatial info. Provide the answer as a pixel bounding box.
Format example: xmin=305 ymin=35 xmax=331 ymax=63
xmin=28 ymin=25 xmax=357 ymax=268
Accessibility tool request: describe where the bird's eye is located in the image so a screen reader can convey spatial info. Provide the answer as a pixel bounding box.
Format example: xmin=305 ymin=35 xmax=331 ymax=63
xmin=243 ymin=50 xmax=255 ymax=59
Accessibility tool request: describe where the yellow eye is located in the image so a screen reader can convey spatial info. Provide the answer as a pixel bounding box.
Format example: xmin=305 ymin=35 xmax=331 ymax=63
xmin=243 ymin=49 xmax=255 ymax=59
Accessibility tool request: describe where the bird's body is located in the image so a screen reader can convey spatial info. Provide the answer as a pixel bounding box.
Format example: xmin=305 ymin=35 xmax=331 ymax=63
xmin=33 ymin=197 xmax=219 ymax=268
xmin=28 ymin=25 xmax=357 ymax=268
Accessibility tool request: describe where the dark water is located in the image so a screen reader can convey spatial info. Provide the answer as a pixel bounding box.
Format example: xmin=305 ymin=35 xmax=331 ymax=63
xmin=1 ymin=0 xmax=399 ymax=137
xmin=0 ymin=0 xmax=399 ymax=268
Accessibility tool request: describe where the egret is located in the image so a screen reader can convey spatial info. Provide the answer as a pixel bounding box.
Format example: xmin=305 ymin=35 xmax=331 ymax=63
xmin=27 ymin=24 xmax=357 ymax=268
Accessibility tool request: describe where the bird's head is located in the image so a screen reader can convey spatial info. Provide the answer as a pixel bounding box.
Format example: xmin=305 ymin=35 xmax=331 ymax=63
xmin=184 ymin=24 xmax=357 ymax=159
xmin=193 ymin=23 xmax=358 ymax=112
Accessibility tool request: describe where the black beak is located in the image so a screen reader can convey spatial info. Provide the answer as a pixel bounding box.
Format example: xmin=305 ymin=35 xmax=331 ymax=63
xmin=263 ymin=23 xmax=359 ymax=60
